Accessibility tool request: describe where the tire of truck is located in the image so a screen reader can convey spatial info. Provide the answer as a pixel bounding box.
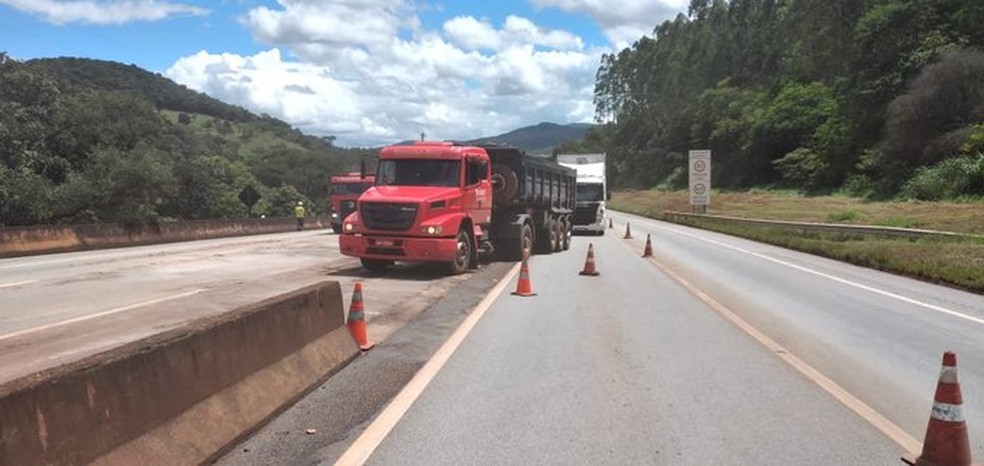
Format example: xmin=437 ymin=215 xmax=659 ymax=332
xmin=552 ymin=218 xmax=564 ymax=252
xmin=446 ymin=229 xmax=472 ymax=275
xmin=331 ymin=224 xmax=343 ymax=234
xmin=549 ymin=218 xmax=561 ymax=252
xmin=534 ymin=221 xmax=553 ymax=254
xmin=361 ymin=258 xmax=393 ymax=273
xmin=500 ymin=223 xmax=533 ymax=262
xmin=561 ymin=219 xmax=571 ymax=250
xmin=491 ymin=164 xmax=519 ymax=205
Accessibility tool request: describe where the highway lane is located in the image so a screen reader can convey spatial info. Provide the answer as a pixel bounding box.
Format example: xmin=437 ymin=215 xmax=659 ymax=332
xmin=0 ymin=230 xmax=472 ymax=383
xmin=347 ymin=233 xmax=907 ymax=464
xmin=604 ymin=211 xmax=984 ymax=458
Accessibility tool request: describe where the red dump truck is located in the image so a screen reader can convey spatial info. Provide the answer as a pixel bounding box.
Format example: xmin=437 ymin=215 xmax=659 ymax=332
xmin=338 ymin=141 xmax=576 ymax=273
xmin=328 ymin=172 xmax=375 ymax=233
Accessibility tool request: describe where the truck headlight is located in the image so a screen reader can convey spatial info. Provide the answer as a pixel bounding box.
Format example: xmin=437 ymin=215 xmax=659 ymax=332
xmin=424 ymin=225 xmax=442 ymax=235
xmin=344 ymin=223 xmax=356 ymax=232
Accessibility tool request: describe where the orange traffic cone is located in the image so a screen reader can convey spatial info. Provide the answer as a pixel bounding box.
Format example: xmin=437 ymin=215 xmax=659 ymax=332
xmin=903 ymin=351 xmax=979 ymax=466
xmin=511 ymin=257 xmax=537 ymax=297
xmin=579 ymin=243 xmax=600 ymax=276
xmin=624 ymin=222 xmax=633 ymax=239
xmin=608 ymin=217 xmax=613 ymax=229
xmin=642 ymin=233 xmax=654 ymax=258
xmin=346 ymin=282 xmax=374 ymax=350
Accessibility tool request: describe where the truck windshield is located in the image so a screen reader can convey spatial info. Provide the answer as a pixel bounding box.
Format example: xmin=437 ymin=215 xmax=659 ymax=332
xmin=577 ymin=183 xmax=604 ymax=202
xmin=330 ymin=183 xmax=372 ymax=195
xmin=377 ymin=159 xmax=461 ymax=187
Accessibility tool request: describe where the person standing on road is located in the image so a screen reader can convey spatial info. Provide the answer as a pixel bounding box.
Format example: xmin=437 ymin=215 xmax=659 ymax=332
xmin=294 ymin=201 xmax=306 ymax=231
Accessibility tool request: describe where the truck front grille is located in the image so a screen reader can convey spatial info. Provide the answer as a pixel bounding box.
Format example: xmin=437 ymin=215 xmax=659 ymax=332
xmin=573 ymin=205 xmax=599 ymax=224
xmin=361 ymin=202 xmax=418 ymax=231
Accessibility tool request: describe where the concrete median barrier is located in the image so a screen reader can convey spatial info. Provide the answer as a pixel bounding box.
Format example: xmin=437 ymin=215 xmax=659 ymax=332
xmin=0 ymin=217 xmax=328 ymax=258
xmin=0 ymin=280 xmax=359 ymax=465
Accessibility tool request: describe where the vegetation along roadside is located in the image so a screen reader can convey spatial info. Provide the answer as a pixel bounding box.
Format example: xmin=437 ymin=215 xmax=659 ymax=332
xmin=611 ymin=190 xmax=984 ymax=294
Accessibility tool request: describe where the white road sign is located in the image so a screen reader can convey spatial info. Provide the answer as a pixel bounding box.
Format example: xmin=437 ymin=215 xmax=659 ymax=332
xmin=689 ymin=150 xmax=711 ymax=206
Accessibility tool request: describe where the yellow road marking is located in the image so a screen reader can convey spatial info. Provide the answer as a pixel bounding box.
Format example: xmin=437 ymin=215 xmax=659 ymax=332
xmin=610 ymin=221 xmax=922 ymax=453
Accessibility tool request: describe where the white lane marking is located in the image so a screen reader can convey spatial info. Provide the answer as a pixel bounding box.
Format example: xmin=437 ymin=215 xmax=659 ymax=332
xmin=0 ymin=280 xmax=37 ymax=289
xmin=637 ymin=250 xmax=923 ymax=454
xmin=0 ymin=257 xmax=81 ymax=270
xmin=624 ymin=214 xmax=984 ymax=327
xmin=334 ymin=263 xmax=522 ymax=466
xmin=0 ymin=288 xmax=206 ymax=343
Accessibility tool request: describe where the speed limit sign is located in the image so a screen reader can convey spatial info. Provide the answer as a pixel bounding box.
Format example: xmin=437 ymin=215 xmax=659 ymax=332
xmin=689 ymin=150 xmax=711 ymax=206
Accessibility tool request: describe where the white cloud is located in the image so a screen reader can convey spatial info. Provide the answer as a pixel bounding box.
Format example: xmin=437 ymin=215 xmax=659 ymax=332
xmin=0 ymin=0 xmax=207 ymax=25
xmin=243 ymin=0 xmax=409 ymax=50
xmin=443 ymin=16 xmax=502 ymax=51
xmin=530 ymin=0 xmax=687 ymax=47
xmin=167 ymin=2 xmax=605 ymax=147
xmin=443 ymin=15 xmax=583 ymax=53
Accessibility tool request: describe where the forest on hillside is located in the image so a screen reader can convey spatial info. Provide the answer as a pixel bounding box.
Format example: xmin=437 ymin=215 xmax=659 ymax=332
xmin=0 ymin=55 xmax=368 ymax=227
xmin=586 ymin=0 xmax=984 ymax=199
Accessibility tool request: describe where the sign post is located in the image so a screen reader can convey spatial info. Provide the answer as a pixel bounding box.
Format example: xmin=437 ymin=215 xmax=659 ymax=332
xmin=688 ymin=150 xmax=711 ymax=214
xmin=238 ymin=185 xmax=261 ymax=217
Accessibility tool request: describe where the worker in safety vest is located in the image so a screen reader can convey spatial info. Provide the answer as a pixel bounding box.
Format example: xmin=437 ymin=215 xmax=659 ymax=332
xmin=294 ymin=201 xmax=306 ymax=230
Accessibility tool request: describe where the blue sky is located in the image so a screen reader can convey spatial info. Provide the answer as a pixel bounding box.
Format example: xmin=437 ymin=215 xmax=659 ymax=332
xmin=0 ymin=0 xmax=686 ymax=146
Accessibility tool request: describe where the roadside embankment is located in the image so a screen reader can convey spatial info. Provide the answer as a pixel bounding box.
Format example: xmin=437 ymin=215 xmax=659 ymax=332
xmin=0 ymin=280 xmax=360 ymax=465
xmin=0 ymin=217 xmax=326 ymax=258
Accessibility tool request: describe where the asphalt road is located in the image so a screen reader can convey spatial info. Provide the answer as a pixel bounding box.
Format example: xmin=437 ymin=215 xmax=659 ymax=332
xmin=350 ymin=229 xmax=912 ymax=465
xmin=0 ymin=230 xmax=472 ymax=383
xmin=5 ymin=212 xmax=982 ymax=463
xmin=603 ymin=211 xmax=984 ymax=457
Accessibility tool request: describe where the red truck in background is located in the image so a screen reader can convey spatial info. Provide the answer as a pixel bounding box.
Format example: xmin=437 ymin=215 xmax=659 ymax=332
xmin=328 ymin=172 xmax=375 ymax=233
xmin=338 ymin=141 xmax=576 ymax=274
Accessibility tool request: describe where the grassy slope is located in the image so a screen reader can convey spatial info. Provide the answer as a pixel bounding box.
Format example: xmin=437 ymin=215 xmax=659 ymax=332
xmin=613 ymin=189 xmax=984 ymax=234
xmin=160 ymin=110 xmax=308 ymax=158
xmin=611 ymin=190 xmax=984 ymax=293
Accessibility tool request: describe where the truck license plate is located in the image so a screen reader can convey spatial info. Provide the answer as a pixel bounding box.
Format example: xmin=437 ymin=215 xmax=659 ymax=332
xmin=376 ymin=239 xmax=394 ymax=247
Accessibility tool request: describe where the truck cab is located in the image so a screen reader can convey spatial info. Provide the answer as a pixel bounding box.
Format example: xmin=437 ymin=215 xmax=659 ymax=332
xmin=338 ymin=141 xmax=575 ymax=274
xmin=339 ymin=142 xmax=492 ymax=274
xmin=328 ymin=172 xmax=374 ymax=233
xmin=557 ymin=153 xmax=607 ymax=235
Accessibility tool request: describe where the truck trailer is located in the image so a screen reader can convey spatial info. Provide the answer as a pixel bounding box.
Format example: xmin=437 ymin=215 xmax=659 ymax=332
xmin=557 ymin=153 xmax=607 ymax=235
xmin=338 ymin=141 xmax=576 ymax=274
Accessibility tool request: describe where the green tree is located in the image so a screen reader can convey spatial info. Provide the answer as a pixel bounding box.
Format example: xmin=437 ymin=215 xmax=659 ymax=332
xmin=54 ymin=145 xmax=176 ymax=225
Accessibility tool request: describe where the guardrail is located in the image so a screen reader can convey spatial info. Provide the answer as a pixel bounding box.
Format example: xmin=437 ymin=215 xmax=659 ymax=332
xmin=662 ymin=211 xmax=982 ymax=240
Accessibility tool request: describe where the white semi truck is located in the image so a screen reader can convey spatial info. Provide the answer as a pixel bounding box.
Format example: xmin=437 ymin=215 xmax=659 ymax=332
xmin=557 ymin=153 xmax=607 ymax=235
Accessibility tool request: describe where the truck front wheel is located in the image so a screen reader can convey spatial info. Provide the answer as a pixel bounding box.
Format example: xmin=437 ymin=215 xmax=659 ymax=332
xmin=447 ymin=229 xmax=472 ymax=275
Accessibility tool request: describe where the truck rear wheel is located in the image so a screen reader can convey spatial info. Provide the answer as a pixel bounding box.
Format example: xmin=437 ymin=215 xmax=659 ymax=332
xmin=549 ymin=219 xmax=561 ymax=252
xmin=560 ymin=219 xmax=571 ymax=250
xmin=509 ymin=223 xmax=533 ymax=261
xmin=535 ymin=221 xmax=554 ymax=255
xmin=446 ymin=229 xmax=472 ymax=274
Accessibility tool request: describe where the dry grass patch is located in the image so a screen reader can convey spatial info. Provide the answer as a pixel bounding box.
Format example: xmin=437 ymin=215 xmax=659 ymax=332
xmin=612 ymin=189 xmax=984 ymax=234
xmin=611 ymin=190 xmax=984 ymax=293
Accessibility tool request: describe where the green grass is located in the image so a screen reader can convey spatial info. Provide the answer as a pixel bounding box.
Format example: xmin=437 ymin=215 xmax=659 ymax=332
xmin=612 ymin=189 xmax=984 ymax=293
xmin=826 ymin=210 xmax=861 ymax=222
